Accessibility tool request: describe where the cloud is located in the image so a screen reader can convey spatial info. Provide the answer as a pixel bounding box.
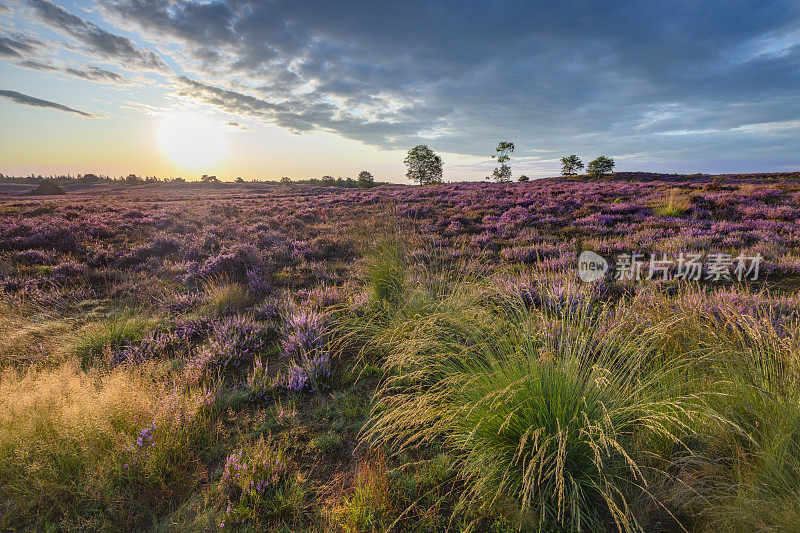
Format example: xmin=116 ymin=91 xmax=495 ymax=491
xmin=0 ymin=32 xmax=131 ymax=85
xmin=93 ymin=0 xmax=800 ymax=166
xmin=65 ymin=65 xmax=127 ymax=84
xmin=27 ymin=0 xmax=169 ymax=73
xmin=225 ymin=121 xmax=249 ymax=130
xmin=16 ymin=59 xmax=59 ymax=72
xmin=0 ymin=36 xmax=39 ymax=58
xmin=2 ymin=0 xmax=797 ymax=172
xmin=15 ymin=60 xmax=131 ymax=84
xmin=173 ymin=75 xmax=450 ymax=149
xmin=0 ymin=89 xmax=102 ymax=117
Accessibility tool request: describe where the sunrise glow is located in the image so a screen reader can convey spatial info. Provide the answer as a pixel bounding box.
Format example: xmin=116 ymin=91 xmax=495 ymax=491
xmin=157 ymin=113 xmax=226 ymax=171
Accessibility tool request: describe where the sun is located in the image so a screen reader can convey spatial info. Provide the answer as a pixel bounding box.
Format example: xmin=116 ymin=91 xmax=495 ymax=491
xmin=158 ymin=112 xmax=226 ymax=171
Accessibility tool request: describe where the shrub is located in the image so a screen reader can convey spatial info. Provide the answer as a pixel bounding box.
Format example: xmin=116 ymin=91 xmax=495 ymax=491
xmin=278 ymin=348 xmax=332 ymax=392
xmin=280 ymin=308 xmax=328 ymax=361
xmin=185 ymin=316 xmax=271 ymax=382
xmin=217 ymin=437 xmax=302 ymax=529
xmin=28 ymin=181 xmax=65 ymax=196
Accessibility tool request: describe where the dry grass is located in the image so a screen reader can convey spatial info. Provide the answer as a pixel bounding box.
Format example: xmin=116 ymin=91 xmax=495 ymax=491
xmin=0 ymin=359 xmax=215 ymax=530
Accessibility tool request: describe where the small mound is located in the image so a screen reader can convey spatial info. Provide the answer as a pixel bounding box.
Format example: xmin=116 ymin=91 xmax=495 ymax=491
xmin=28 ymin=181 xmax=66 ymax=196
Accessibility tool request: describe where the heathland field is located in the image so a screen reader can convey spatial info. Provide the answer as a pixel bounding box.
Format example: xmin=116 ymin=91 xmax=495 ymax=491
xmin=2 ymin=173 xmax=800 ymax=531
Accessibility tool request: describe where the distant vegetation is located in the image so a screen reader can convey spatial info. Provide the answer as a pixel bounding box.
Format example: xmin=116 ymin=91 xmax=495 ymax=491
xmin=27 ymin=181 xmax=65 ymax=195
xmin=587 ymin=155 xmax=615 ymax=176
xmin=560 ymin=154 xmax=584 ymax=176
xmin=404 ymin=144 xmax=443 ymax=185
xmin=0 ymin=172 xmax=391 ymax=188
xmin=490 ymin=141 xmax=515 ymax=182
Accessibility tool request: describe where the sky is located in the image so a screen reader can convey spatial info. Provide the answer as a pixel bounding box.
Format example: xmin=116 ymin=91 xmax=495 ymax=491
xmin=0 ymin=0 xmax=799 ymax=182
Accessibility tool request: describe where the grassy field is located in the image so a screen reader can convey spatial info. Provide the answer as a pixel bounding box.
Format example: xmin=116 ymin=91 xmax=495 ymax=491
xmin=1 ymin=174 xmax=800 ymax=531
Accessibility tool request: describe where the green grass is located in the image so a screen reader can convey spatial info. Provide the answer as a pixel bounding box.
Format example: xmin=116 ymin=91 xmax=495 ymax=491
xmin=360 ymin=280 xmax=704 ymax=531
xmin=63 ymin=313 xmax=158 ymax=366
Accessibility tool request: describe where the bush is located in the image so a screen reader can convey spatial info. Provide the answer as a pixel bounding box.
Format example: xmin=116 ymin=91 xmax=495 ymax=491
xmin=28 ymin=181 xmax=65 ymax=195
xmin=185 ymin=316 xmax=271 ymax=382
xmin=216 ymin=437 xmax=303 ymax=529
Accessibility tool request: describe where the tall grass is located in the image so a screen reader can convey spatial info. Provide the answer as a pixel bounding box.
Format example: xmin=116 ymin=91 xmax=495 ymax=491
xmin=654 ymin=188 xmax=690 ymax=217
xmin=201 ymin=277 xmax=251 ymax=317
xmin=64 ymin=313 xmax=157 ymax=366
xmin=0 ymin=359 xmax=216 ymax=530
xmin=360 ymin=271 xmax=706 ymax=531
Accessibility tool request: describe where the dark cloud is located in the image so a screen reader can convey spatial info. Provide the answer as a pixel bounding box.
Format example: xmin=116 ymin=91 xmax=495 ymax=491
xmin=28 ymin=0 xmax=168 ymax=72
xmin=94 ymin=0 xmax=800 ymax=166
xmin=0 ymin=32 xmax=130 ymax=84
xmin=16 ymin=59 xmax=59 ymax=71
xmin=65 ymin=65 xmax=127 ymax=84
xmin=0 ymin=89 xmax=103 ymax=117
xmin=0 ymin=36 xmax=38 ymax=58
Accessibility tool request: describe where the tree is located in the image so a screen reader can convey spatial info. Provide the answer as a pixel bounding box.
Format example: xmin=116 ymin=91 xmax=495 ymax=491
xmin=560 ymin=155 xmax=584 ymax=176
xmin=586 ymin=156 xmax=615 ymax=177
xmin=321 ymin=175 xmax=336 ymax=186
xmin=490 ymin=141 xmax=514 ymax=182
xmin=201 ymin=174 xmax=219 ymax=183
xmin=404 ymin=145 xmax=443 ymax=185
xmin=280 ymin=176 xmax=292 ymax=184
xmin=235 ymin=177 xmax=245 ymax=183
xmin=518 ymin=175 xmax=530 ymax=182
xmin=357 ymin=170 xmax=375 ymax=188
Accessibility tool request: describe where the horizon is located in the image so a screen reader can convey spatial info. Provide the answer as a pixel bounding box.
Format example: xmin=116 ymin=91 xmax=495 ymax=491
xmin=4 ymin=168 xmax=800 ymax=185
xmin=2 ymin=1 xmax=800 ymax=182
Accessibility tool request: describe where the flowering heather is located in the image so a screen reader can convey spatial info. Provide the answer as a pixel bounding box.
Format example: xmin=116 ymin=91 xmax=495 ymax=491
xmin=218 ymin=438 xmax=291 ymax=528
xmin=245 ymin=358 xmax=271 ymax=399
xmin=278 ymin=349 xmax=332 ymax=392
xmin=299 ymin=284 xmax=345 ymax=309
xmin=280 ymin=308 xmax=328 ymax=361
xmin=3 ymin=176 xmax=800 ymax=531
xmin=185 ymin=316 xmax=270 ymax=381
xmin=273 ymin=400 xmax=297 ymax=426
xmin=251 ymin=297 xmax=283 ymax=323
xmin=196 ymin=244 xmax=265 ymax=284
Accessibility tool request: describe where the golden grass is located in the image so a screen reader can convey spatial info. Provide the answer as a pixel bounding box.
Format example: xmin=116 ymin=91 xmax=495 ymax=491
xmin=0 ymin=359 xmax=214 ymax=529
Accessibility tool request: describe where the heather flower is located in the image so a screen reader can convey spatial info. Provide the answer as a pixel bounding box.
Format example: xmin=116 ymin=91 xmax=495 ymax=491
xmin=218 ymin=438 xmax=291 ymax=527
xmin=252 ymin=297 xmax=282 ymax=323
xmin=198 ymin=244 xmax=264 ymax=284
xmin=185 ymin=316 xmax=270 ymax=380
xmin=245 ymin=358 xmax=272 ymax=399
xmin=280 ymin=308 xmax=328 ymax=360
xmin=273 ymin=400 xmax=297 ymax=426
xmin=278 ymin=348 xmax=332 ymax=392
